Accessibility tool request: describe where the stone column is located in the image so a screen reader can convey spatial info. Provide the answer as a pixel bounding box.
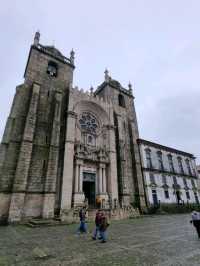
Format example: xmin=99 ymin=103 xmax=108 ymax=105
xmin=79 ymin=164 xmax=83 ymax=193
xmin=97 ymin=163 xmax=109 ymax=208
xmin=107 ymin=125 xmax=118 ymax=202
xmin=8 ymin=83 xmax=40 ymax=222
xmin=74 ymin=163 xmax=79 ymax=193
xmin=73 ymin=160 xmax=85 ymax=207
xmin=102 ymin=167 xmax=104 ymax=193
xmin=98 ymin=165 xmax=103 ymax=194
xmin=102 ymin=166 xmax=107 ymax=193
xmin=60 ymin=111 xmax=76 ymax=212
xmin=42 ymin=91 xmax=62 ymax=219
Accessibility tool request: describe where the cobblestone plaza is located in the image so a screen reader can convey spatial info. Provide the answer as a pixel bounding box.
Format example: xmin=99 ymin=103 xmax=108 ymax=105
xmin=0 ymin=214 xmax=200 ymax=266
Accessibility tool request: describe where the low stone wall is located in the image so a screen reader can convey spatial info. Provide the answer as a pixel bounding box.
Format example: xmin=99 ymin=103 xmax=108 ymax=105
xmin=109 ymin=207 xmax=140 ymax=220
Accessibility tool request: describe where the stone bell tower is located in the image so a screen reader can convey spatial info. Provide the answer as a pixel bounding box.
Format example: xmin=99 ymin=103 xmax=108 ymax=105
xmin=0 ymin=32 xmax=75 ymax=223
xmin=95 ymin=70 xmax=146 ymax=210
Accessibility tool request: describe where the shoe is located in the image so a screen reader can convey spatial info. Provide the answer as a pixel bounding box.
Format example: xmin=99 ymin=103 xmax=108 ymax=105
xmin=92 ymin=237 xmax=96 ymax=240
xmin=101 ymin=240 xmax=107 ymax=243
xmin=98 ymin=237 xmax=103 ymax=240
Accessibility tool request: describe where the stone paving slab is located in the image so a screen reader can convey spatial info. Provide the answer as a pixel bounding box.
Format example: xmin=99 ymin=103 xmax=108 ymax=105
xmin=0 ymin=214 xmax=199 ymax=265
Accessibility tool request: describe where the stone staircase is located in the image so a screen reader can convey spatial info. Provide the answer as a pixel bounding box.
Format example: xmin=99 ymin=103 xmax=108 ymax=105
xmin=26 ymin=218 xmax=62 ymax=228
xmin=25 ymin=207 xmax=140 ymax=227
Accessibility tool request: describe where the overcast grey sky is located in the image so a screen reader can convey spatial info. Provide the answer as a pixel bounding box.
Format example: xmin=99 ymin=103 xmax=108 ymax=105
xmin=0 ymin=0 xmax=200 ymax=163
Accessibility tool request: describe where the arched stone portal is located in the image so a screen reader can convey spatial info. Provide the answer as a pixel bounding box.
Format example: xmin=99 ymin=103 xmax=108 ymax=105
xmin=72 ymin=101 xmax=111 ymax=208
xmin=60 ymin=97 xmax=119 ymax=214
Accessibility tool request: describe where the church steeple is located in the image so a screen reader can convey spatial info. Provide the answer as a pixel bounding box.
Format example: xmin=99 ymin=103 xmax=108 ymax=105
xmin=25 ymin=32 xmax=75 ymax=84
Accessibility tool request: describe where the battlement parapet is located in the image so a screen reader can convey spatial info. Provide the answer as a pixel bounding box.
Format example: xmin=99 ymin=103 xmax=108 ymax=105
xmin=70 ymin=86 xmax=113 ymax=108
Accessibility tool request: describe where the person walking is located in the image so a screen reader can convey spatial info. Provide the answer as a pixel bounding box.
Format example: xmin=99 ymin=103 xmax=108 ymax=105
xmin=99 ymin=211 xmax=109 ymax=243
xmin=92 ymin=209 xmax=102 ymax=240
xmin=76 ymin=207 xmax=87 ymax=235
xmin=190 ymin=210 xmax=200 ymax=238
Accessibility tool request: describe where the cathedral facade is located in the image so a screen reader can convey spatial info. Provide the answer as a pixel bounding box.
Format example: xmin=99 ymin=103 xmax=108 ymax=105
xmin=0 ymin=32 xmax=146 ymax=223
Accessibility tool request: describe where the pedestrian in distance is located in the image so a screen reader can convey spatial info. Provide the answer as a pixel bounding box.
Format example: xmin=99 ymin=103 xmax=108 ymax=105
xmin=99 ymin=211 xmax=110 ymax=243
xmin=76 ymin=206 xmax=87 ymax=235
xmin=190 ymin=210 xmax=200 ymax=238
xmin=92 ymin=209 xmax=102 ymax=240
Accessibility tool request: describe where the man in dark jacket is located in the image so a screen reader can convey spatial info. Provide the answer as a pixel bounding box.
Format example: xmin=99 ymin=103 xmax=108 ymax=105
xmin=99 ymin=211 xmax=109 ymax=243
xmin=92 ymin=209 xmax=102 ymax=240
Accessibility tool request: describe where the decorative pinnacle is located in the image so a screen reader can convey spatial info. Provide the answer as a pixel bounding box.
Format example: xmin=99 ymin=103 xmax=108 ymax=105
xmin=104 ymin=68 xmax=109 ymax=82
xmin=70 ymin=49 xmax=75 ymax=65
xmin=90 ymin=86 xmax=94 ymax=95
xmin=128 ymin=81 xmax=133 ymax=94
xmin=34 ymin=31 xmax=40 ymax=46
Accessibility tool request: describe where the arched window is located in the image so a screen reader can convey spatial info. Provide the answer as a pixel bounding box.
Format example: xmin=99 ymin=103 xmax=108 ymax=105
xmin=118 ymin=94 xmax=125 ymax=107
xmin=47 ymin=61 xmax=58 ymax=77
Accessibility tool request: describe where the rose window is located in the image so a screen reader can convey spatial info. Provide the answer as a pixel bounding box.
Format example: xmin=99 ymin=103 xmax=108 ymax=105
xmin=79 ymin=112 xmax=99 ymax=135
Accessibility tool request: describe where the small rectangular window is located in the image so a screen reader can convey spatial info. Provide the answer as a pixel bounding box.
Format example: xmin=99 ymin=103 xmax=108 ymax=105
xmin=150 ymin=173 xmax=155 ymax=184
xmin=42 ymin=160 xmax=46 ymax=170
xmin=173 ymin=176 xmax=177 ymax=185
xmin=191 ymin=179 xmax=196 ymax=188
xmin=162 ymin=174 xmax=167 ymax=185
xmin=152 ymin=189 xmax=158 ymax=206
xmin=183 ymin=178 xmax=187 ymax=187
xmin=118 ymin=94 xmax=125 ymax=107
xmin=164 ymin=190 xmax=169 ymax=199
xmin=186 ymin=191 xmax=190 ymax=200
